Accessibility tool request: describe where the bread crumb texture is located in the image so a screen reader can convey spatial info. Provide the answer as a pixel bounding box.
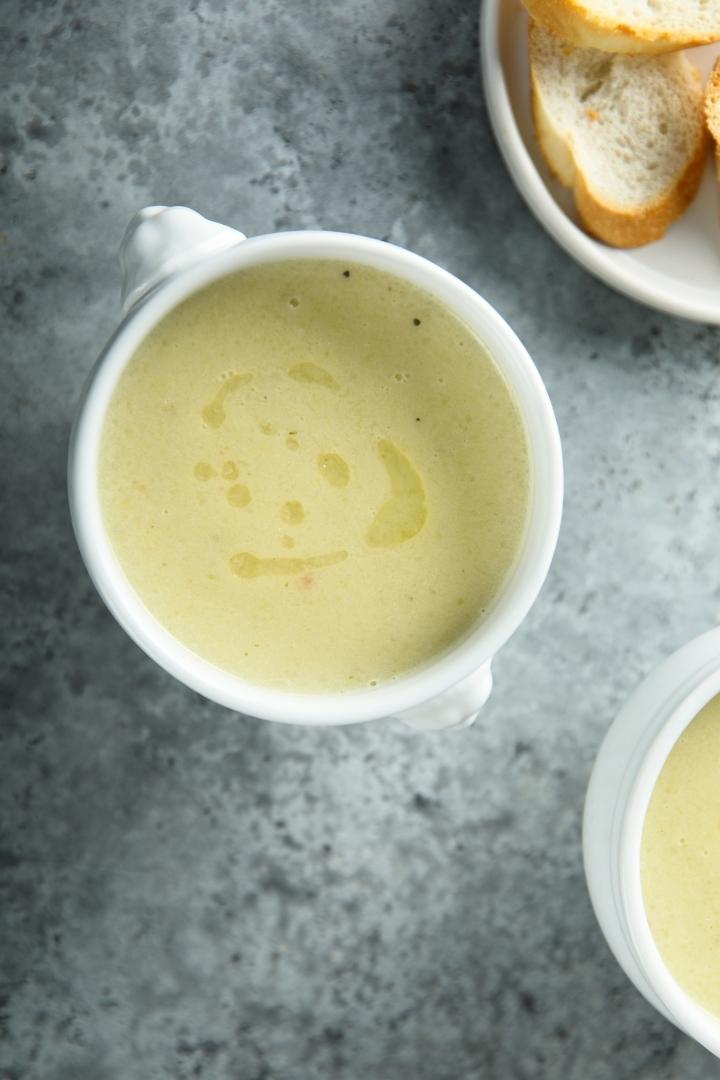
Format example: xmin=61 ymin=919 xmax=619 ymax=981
xmin=530 ymin=22 xmax=708 ymax=246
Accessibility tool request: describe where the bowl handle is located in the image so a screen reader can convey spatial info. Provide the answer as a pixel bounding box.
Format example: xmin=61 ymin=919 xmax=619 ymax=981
xmin=394 ymin=662 xmax=493 ymax=732
xmin=119 ymin=205 xmax=246 ymax=314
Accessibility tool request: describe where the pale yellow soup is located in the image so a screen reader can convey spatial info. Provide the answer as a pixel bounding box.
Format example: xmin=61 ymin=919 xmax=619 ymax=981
xmin=99 ymin=259 xmax=530 ymax=691
xmin=641 ymin=693 xmax=720 ymax=1016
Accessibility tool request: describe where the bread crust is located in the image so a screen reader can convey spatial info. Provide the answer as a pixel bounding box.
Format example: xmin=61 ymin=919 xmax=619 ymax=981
xmin=705 ymin=58 xmax=720 ymax=181
xmin=530 ymin=36 xmax=708 ymax=248
xmin=522 ymin=0 xmax=720 ymax=55
xmin=573 ymin=133 xmax=708 ymax=247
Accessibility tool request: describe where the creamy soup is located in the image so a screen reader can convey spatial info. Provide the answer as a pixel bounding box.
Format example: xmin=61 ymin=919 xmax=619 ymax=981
xmin=99 ymin=259 xmax=530 ymax=691
xmin=641 ymin=692 xmax=720 ymax=1016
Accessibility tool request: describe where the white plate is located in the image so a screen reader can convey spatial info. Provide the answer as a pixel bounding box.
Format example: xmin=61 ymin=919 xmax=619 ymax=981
xmin=480 ymin=0 xmax=720 ymax=323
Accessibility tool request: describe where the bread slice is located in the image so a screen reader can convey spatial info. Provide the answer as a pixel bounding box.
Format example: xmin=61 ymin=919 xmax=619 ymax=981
xmin=530 ymin=23 xmax=707 ymax=247
xmin=705 ymin=58 xmax=720 ymax=180
xmin=522 ymin=0 xmax=720 ymax=55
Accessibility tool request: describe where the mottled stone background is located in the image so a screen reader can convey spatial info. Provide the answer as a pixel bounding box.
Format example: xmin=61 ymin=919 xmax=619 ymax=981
xmin=2 ymin=0 xmax=720 ymax=1077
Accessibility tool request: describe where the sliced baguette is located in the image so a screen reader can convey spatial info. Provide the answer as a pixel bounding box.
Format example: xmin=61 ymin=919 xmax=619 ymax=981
xmin=530 ymin=23 xmax=707 ymax=247
xmin=522 ymin=0 xmax=720 ymax=56
xmin=705 ymin=58 xmax=720 ymax=179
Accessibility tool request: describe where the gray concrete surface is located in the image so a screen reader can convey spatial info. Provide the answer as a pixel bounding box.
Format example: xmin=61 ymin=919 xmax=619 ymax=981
xmin=2 ymin=0 xmax=720 ymax=1077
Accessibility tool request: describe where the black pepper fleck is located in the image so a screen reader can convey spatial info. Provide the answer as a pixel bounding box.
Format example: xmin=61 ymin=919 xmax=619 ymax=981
xmin=342 ymin=269 xmax=350 ymax=278
xmin=413 ymin=318 xmax=421 ymax=326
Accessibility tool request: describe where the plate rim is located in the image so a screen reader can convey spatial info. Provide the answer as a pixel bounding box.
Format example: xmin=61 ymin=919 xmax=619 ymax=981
xmin=479 ymin=0 xmax=720 ymax=325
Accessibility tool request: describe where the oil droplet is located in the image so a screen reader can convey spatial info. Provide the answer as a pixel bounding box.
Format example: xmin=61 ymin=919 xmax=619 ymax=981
xmin=286 ymin=435 xmax=299 ymax=450
xmin=194 ymin=462 xmax=215 ymax=481
xmin=288 ymin=362 xmax=338 ymax=389
xmin=366 ymin=440 xmax=427 ymax=548
xmin=289 ymin=297 xmax=300 ymax=308
xmin=227 ymin=484 xmax=251 ymax=508
xmin=260 ymin=421 xmax=275 ymax=435
xmin=229 ymin=550 xmax=347 ymax=578
xmin=317 ymin=453 xmax=350 ymax=488
xmin=281 ymin=500 xmax=304 ymax=524
xmin=281 ymin=535 xmax=295 ymax=549
xmin=222 ymin=461 xmax=239 ymax=480
xmin=201 ymin=372 xmax=252 ymax=428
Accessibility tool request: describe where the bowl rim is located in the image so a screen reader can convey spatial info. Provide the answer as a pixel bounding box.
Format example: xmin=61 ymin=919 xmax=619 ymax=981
xmin=620 ymin=661 xmax=720 ymax=1056
xmin=68 ymin=228 xmax=564 ymax=724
